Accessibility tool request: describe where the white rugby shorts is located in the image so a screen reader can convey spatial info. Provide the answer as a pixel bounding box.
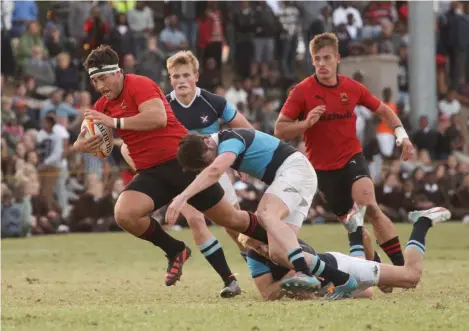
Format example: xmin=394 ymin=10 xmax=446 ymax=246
xmin=329 ymin=252 xmax=381 ymax=292
xmin=219 ymin=172 xmax=238 ymax=205
xmin=265 ymin=152 xmax=317 ymax=227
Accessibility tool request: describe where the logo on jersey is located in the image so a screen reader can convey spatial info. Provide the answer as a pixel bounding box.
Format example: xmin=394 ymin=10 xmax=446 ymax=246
xmin=121 ymin=101 xmax=126 ymax=110
xmin=200 ymin=114 xmax=209 ymax=124
xmin=340 ymin=93 xmax=349 ymax=104
xmin=316 ymin=95 xmax=326 ymax=103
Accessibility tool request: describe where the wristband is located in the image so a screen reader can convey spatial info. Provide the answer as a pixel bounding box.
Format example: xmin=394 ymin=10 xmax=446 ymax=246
xmin=113 ymin=118 xmax=125 ymax=129
xmin=394 ymin=126 xmax=408 ymax=145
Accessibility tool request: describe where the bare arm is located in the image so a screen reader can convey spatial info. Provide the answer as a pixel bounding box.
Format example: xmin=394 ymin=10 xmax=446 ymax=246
xmin=374 ymin=102 xmax=403 ymax=131
xmin=274 ymin=113 xmax=310 ymax=140
xmin=121 ymin=98 xmax=167 ymax=131
xmin=179 ymin=153 xmax=237 ymax=201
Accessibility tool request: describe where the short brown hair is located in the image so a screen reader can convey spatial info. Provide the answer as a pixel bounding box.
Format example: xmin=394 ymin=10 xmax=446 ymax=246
xmin=177 ymin=134 xmax=209 ymax=171
xmin=83 ymin=45 xmax=119 ymax=72
xmin=309 ymin=32 xmax=339 ymax=56
xmin=167 ymin=50 xmax=199 ymax=74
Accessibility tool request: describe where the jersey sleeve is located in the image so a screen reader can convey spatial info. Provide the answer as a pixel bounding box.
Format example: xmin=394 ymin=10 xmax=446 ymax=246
xmin=357 ymin=82 xmax=381 ymax=112
xmin=202 ymin=90 xmax=237 ymax=123
xmin=280 ymin=84 xmax=306 ymax=120
xmin=218 ymin=130 xmax=246 ymax=156
xmin=129 ymin=76 xmax=163 ymax=107
xmin=246 ymin=249 xmax=272 ymax=278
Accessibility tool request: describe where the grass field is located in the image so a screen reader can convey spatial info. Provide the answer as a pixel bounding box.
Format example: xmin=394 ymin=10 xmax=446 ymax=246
xmin=2 ymin=223 xmax=469 ymax=331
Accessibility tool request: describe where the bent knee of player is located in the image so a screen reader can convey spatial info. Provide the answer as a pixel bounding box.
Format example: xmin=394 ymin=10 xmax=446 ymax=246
xmin=114 ymin=204 xmax=143 ymax=230
xmin=185 ymin=212 xmax=207 ymax=230
xmin=352 ymin=178 xmax=376 ymax=206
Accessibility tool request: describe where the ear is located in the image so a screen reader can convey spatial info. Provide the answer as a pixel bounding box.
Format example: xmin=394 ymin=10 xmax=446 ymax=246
xmin=195 ymin=72 xmax=199 ymax=83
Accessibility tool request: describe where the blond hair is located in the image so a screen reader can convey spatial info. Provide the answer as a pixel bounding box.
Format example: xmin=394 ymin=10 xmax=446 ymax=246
xmin=309 ymin=32 xmax=339 ymax=56
xmin=166 ymin=50 xmax=199 ymax=73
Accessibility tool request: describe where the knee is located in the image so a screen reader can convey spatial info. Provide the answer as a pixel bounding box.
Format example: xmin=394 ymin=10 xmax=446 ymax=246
xmin=114 ymin=205 xmax=143 ymax=230
xmin=185 ymin=213 xmax=207 ymax=231
xmin=365 ymin=204 xmax=382 ymax=222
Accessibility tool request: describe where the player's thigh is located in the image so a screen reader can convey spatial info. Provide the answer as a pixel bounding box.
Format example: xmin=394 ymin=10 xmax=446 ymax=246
xmin=346 ymin=153 xmax=376 ymax=206
xmin=317 ymin=169 xmax=353 ymax=217
xmin=165 ymin=159 xmax=225 ymax=212
xmin=118 ymin=170 xmax=172 ymax=218
xmin=203 ymin=197 xmax=248 ymax=233
xmin=263 ymin=153 xmax=317 ymax=227
xmin=331 ymin=252 xmax=380 ymax=292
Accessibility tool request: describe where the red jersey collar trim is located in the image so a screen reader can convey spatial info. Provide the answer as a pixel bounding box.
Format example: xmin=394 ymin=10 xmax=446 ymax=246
xmin=313 ymin=74 xmax=340 ymax=88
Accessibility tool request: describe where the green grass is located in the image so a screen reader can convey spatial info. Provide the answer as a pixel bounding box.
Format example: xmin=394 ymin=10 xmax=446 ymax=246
xmin=2 ymin=223 xmax=469 ymax=331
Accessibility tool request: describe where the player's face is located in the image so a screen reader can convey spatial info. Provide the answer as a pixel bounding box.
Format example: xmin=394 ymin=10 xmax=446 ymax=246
xmin=169 ymin=64 xmax=199 ymax=97
xmin=92 ymin=72 xmax=122 ymax=99
xmin=312 ymin=46 xmax=340 ymax=80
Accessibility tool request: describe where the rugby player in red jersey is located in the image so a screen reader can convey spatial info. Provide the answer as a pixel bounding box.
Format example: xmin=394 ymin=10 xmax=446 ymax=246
xmin=74 ymin=45 xmax=269 ymax=287
xmin=275 ymin=33 xmax=415 ymax=277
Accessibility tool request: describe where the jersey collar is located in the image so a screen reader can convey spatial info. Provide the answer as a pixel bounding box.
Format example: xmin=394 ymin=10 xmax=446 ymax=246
xmin=313 ymin=74 xmax=340 ymax=88
xmin=210 ymin=133 xmax=219 ymax=145
xmin=170 ymin=87 xmax=201 ymax=108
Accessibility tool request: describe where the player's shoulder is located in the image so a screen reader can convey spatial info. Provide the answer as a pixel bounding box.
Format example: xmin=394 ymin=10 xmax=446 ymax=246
xmin=290 ymin=76 xmax=316 ymax=93
xmin=339 ymin=75 xmax=366 ymax=89
xmin=200 ymin=88 xmax=226 ymax=108
xmin=125 ymin=74 xmax=160 ymax=92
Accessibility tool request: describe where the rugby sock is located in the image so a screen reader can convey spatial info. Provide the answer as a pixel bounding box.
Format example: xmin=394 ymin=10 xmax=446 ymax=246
xmin=373 ymin=251 xmax=382 ymax=263
xmin=288 ymin=248 xmax=311 ymax=275
xmin=405 ymin=217 xmax=432 ymax=255
xmin=309 ymin=254 xmax=350 ymax=286
xmin=242 ymin=212 xmax=268 ymax=244
xmin=380 ymin=236 xmax=405 ymax=266
xmin=139 ymin=217 xmax=185 ymax=258
xmin=348 ymin=226 xmax=365 ymax=258
xmin=200 ymin=236 xmax=236 ymax=286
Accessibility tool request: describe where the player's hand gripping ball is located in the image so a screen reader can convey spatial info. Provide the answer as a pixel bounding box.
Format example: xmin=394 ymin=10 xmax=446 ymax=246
xmin=80 ymin=119 xmax=114 ymax=158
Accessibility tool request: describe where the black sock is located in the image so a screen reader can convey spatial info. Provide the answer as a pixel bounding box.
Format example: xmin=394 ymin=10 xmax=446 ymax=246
xmin=242 ymin=212 xmax=268 ymax=244
xmin=240 ymin=250 xmax=247 ymax=262
xmin=380 ymin=236 xmax=405 ymax=266
xmin=200 ymin=236 xmax=236 ymax=285
xmin=405 ymin=217 xmax=432 ymax=254
xmin=309 ymin=254 xmax=350 ymax=286
xmin=348 ymin=226 xmax=365 ymax=258
xmin=373 ymin=251 xmax=382 ymax=263
xmin=139 ymin=217 xmax=185 ymax=258
xmin=288 ymin=248 xmax=311 ymax=275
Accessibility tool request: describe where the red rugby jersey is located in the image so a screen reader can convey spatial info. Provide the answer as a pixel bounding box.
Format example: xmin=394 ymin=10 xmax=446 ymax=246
xmin=281 ymin=75 xmax=381 ymax=171
xmin=94 ymin=74 xmax=188 ymax=170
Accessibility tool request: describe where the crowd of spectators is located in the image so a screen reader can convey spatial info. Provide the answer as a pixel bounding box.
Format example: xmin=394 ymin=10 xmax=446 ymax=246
xmin=1 ymin=0 xmax=469 ymax=238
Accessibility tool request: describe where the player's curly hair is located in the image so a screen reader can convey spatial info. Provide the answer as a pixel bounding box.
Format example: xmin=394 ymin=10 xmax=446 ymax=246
xmin=309 ymin=32 xmax=339 ymax=56
xmin=83 ymin=45 xmax=119 ymax=71
xmin=177 ymin=134 xmax=209 ymax=172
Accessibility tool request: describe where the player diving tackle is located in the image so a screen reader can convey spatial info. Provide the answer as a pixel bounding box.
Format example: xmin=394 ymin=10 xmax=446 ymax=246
xmin=239 ymin=207 xmax=450 ymax=300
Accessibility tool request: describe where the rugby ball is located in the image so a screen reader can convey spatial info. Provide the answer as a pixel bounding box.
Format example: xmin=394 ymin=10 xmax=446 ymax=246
xmin=80 ymin=119 xmax=114 ymax=158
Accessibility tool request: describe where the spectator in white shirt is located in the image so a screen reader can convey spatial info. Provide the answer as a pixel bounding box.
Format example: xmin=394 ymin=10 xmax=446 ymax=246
xmin=332 ymin=2 xmax=363 ymax=29
xmin=439 ymin=90 xmax=461 ymax=117
xmin=225 ymin=78 xmax=248 ymax=110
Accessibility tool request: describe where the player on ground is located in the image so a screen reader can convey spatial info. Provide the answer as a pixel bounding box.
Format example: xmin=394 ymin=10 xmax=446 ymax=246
xmin=166 ymin=129 xmax=359 ymax=296
xmin=240 ymin=207 xmax=451 ymax=301
xmin=166 ymin=51 xmax=253 ymax=297
xmin=74 ymin=45 xmax=270 ymax=289
xmin=275 ymin=33 xmax=415 ymax=277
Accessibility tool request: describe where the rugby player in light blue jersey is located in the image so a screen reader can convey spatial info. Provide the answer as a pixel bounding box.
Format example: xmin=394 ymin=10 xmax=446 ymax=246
xmin=166 ymin=128 xmax=359 ymax=297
